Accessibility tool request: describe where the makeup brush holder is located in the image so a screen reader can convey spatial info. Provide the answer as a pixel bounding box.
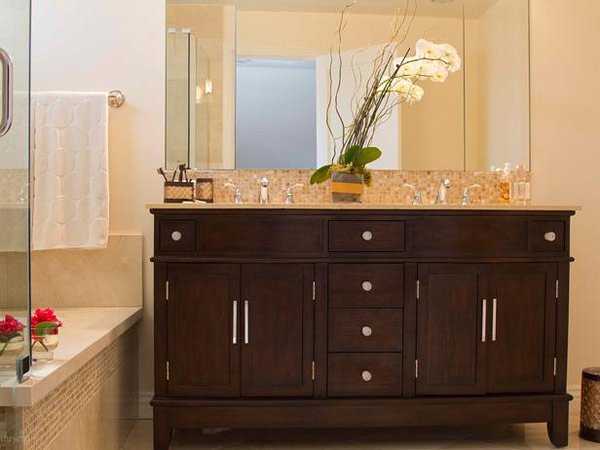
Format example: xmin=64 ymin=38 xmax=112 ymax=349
xmin=164 ymin=182 xmax=194 ymax=203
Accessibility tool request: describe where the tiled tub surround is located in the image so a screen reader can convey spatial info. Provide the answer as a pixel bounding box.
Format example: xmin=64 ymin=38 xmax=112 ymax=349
xmin=175 ymin=169 xmax=531 ymax=205
xmin=0 ymin=234 xmax=143 ymax=311
xmin=0 ymin=308 xmax=142 ymax=450
xmin=31 ymin=235 xmax=143 ymax=308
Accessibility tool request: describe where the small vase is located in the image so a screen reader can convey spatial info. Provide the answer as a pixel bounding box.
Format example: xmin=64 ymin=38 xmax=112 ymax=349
xmin=331 ymin=172 xmax=364 ymax=203
xmin=0 ymin=335 xmax=25 ymax=366
xmin=32 ymin=333 xmax=59 ymax=361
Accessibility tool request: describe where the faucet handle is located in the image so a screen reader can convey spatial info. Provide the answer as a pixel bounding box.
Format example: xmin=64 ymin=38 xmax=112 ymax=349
xmin=284 ymin=183 xmax=304 ymax=204
xmin=224 ymin=181 xmax=243 ymax=204
xmin=282 ymin=183 xmax=304 ymax=191
xmin=435 ymin=178 xmax=452 ymax=205
xmin=404 ymin=183 xmax=422 ymax=206
xmin=462 ymin=184 xmax=482 ymax=205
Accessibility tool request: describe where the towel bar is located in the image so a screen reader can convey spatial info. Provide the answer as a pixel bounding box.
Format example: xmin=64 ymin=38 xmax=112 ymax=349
xmin=108 ymin=90 xmax=125 ymax=108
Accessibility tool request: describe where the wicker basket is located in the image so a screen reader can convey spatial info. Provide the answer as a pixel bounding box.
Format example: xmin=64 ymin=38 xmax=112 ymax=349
xmin=581 ymin=367 xmax=600 ymax=442
xmin=164 ymin=182 xmax=194 ymax=203
xmin=195 ymin=178 xmax=214 ymax=203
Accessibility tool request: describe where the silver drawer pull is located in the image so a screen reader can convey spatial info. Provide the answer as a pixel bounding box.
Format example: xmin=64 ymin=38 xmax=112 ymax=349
xmin=232 ymin=301 xmax=238 ymax=344
xmin=361 ymin=326 xmax=373 ymax=337
xmin=362 ymin=231 xmax=373 ymax=241
xmin=544 ymin=231 xmax=557 ymax=242
xmin=361 ymin=281 xmax=373 ymax=292
xmin=361 ymin=370 xmax=372 ymax=382
xmin=481 ymin=299 xmax=487 ymax=343
xmin=244 ymin=300 xmax=249 ymax=344
xmin=492 ymin=298 xmax=498 ymax=342
xmin=171 ymin=231 xmax=183 ymax=242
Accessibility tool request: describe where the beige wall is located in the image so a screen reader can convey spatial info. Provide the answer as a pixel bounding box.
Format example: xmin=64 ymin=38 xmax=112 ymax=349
xmin=31 ymin=235 xmax=143 ymax=309
xmin=31 ymin=0 xmax=165 ymax=416
xmin=473 ymin=0 xmax=530 ymax=171
xmin=530 ymin=0 xmax=600 ymax=386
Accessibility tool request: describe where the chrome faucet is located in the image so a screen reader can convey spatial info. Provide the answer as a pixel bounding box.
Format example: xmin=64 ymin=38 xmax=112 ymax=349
xmin=403 ymin=183 xmax=422 ymax=205
xmin=461 ymin=184 xmax=482 ymax=205
xmin=284 ymin=183 xmax=304 ymax=205
xmin=224 ymin=182 xmax=243 ymax=204
xmin=257 ymin=177 xmax=270 ymax=204
xmin=436 ymin=178 xmax=451 ymax=205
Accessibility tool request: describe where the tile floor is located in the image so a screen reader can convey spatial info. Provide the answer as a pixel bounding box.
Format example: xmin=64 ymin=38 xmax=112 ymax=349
xmin=122 ymin=400 xmax=597 ymax=449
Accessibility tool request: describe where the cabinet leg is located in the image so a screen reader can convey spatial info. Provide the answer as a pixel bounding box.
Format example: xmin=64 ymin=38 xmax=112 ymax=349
xmin=547 ymin=401 xmax=569 ymax=448
xmin=154 ymin=408 xmax=173 ymax=450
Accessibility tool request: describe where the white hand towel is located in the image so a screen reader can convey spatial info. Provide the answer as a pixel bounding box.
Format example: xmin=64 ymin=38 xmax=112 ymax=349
xmin=32 ymin=92 xmax=109 ymax=250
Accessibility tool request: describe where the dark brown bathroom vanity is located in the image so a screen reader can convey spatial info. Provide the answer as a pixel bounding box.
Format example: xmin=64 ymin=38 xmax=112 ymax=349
xmin=149 ymin=205 xmax=576 ymax=449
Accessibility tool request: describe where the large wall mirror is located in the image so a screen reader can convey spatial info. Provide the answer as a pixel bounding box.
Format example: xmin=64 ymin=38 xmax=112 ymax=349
xmin=166 ymin=0 xmax=530 ymax=172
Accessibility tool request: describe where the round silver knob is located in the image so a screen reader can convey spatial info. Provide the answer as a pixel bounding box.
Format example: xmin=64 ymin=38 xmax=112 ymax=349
xmin=362 ymin=281 xmax=373 ymax=292
xmin=171 ymin=231 xmax=183 ymax=242
xmin=544 ymin=231 xmax=557 ymax=242
xmin=362 ymin=231 xmax=373 ymax=241
xmin=361 ymin=371 xmax=372 ymax=382
xmin=362 ymin=326 xmax=373 ymax=337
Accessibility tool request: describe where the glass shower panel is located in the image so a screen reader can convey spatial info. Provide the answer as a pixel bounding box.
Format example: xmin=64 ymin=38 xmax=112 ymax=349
xmin=0 ymin=0 xmax=31 ymax=382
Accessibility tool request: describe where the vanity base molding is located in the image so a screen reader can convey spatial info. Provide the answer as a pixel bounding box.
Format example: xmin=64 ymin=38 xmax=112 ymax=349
xmin=150 ymin=208 xmax=575 ymax=450
xmin=152 ymin=395 xmax=571 ymax=448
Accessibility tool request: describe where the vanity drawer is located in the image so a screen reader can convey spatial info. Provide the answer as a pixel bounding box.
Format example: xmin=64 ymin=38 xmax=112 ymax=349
xmin=529 ymin=220 xmax=566 ymax=253
xmin=197 ymin=215 xmax=325 ymax=257
xmin=159 ymin=219 xmax=197 ymax=252
xmin=409 ymin=215 xmax=529 ymax=257
xmin=329 ymin=264 xmax=403 ymax=308
xmin=329 ymin=220 xmax=405 ymax=252
xmin=329 ymin=309 xmax=403 ymax=352
xmin=328 ymin=353 xmax=402 ymax=397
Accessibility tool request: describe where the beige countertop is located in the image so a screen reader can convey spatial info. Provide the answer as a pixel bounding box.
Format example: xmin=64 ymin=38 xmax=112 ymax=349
xmin=0 ymin=307 xmax=142 ymax=407
xmin=147 ymin=203 xmax=580 ymax=212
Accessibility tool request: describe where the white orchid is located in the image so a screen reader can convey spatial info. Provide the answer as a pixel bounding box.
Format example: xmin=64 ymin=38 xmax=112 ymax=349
xmin=393 ymin=57 xmax=419 ymax=77
xmin=438 ymin=43 xmax=461 ymax=73
xmin=385 ymin=39 xmax=461 ymax=103
xmin=390 ymin=78 xmax=425 ymax=104
xmin=416 ymin=39 xmax=442 ymax=60
xmin=407 ymin=84 xmax=425 ymax=104
xmin=430 ymin=65 xmax=449 ymax=83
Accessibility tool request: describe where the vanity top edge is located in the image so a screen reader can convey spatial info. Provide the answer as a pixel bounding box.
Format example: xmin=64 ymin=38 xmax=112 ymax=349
xmin=146 ymin=203 xmax=580 ymax=212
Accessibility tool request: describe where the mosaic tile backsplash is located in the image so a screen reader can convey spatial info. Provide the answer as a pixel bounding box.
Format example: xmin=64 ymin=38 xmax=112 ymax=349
xmin=176 ymin=169 xmax=531 ymax=205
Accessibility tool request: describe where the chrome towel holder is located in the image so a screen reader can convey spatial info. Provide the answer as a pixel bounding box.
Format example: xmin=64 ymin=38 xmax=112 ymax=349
xmin=108 ymin=90 xmax=125 ymax=108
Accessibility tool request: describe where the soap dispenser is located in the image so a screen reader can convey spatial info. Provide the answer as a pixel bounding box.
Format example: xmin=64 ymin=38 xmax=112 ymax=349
xmin=499 ymin=163 xmax=512 ymax=204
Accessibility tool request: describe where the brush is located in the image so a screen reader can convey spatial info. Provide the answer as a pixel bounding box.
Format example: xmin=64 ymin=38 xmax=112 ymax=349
xmin=178 ymin=164 xmax=186 ymax=183
xmin=157 ymin=168 xmax=168 ymax=182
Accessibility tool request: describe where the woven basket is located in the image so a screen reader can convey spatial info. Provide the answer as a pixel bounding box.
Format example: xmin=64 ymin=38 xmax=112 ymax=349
xmin=164 ymin=182 xmax=194 ymax=203
xmin=581 ymin=367 xmax=600 ymax=442
xmin=195 ymin=178 xmax=214 ymax=203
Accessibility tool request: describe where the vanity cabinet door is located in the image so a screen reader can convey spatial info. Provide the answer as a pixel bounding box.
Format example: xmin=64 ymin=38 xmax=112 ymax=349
xmin=241 ymin=264 xmax=315 ymax=397
xmin=167 ymin=264 xmax=241 ymax=397
xmin=486 ymin=264 xmax=557 ymax=393
xmin=416 ymin=264 xmax=486 ymax=396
